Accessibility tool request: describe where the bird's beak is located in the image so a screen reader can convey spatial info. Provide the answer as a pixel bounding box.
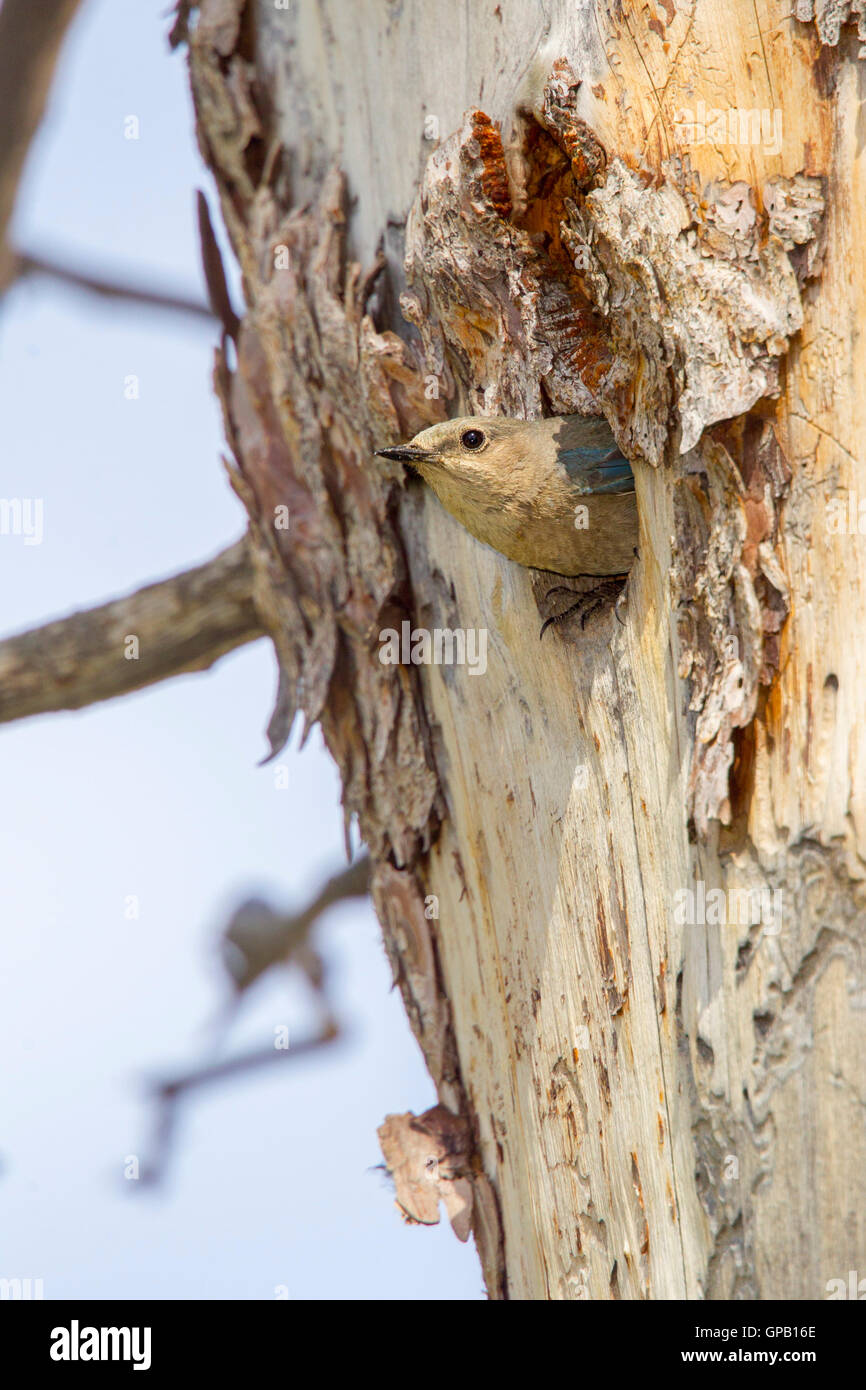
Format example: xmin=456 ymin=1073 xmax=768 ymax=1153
xmin=374 ymin=445 xmax=435 ymax=466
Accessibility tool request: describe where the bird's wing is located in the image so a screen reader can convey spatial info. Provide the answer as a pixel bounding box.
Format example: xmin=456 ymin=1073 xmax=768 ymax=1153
xmin=558 ymin=445 xmax=635 ymax=494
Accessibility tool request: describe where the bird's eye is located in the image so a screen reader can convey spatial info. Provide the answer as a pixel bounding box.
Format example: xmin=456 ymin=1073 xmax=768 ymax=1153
xmin=461 ymin=429 xmax=485 ymax=450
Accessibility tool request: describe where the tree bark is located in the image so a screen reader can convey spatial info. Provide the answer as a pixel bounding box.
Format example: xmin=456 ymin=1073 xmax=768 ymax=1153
xmin=185 ymin=0 xmax=866 ymax=1300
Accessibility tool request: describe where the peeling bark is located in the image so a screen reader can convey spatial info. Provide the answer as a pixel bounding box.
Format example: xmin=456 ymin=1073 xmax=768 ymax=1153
xmin=796 ymin=0 xmax=866 ymax=48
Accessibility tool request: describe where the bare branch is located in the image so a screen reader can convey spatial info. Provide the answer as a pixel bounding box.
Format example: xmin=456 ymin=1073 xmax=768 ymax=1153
xmin=0 ymin=0 xmax=85 ymax=286
xmin=138 ymin=856 xmax=371 ymax=1185
xmin=220 ymin=855 xmax=373 ymax=995
xmin=139 ymin=1027 xmax=341 ymax=1187
xmin=159 ymin=1027 xmax=342 ymax=1103
xmin=0 ymin=536 xmax=266 ymax=725
xmin=0 ymin=4 xmax=215 ymax=326
xmin=10 ymin=249 xmax=216 ymax=322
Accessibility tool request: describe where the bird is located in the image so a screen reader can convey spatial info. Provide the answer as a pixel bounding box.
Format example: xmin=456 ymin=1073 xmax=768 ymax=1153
xmin=375 ymin=415 xmax=637 ymax=578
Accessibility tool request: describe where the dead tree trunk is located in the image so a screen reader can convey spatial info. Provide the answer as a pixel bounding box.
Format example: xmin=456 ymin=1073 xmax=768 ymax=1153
xmin=184 ymin=0 xmax=866 ymax=1299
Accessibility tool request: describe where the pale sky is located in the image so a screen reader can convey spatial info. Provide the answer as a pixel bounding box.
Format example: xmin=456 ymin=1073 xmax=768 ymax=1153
xmin=0 ymin=0 xmax=481 ymax=1300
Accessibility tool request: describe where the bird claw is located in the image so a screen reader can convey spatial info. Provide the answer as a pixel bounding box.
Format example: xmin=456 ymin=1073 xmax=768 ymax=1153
xmin=539 ymin=575 xmax=628 ymax=639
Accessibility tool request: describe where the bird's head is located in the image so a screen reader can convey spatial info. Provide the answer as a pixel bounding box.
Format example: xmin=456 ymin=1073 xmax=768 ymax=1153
xmin=375 ymin=417 xmax=525 ymax=484
xmin=373 ymin=414 xmax=636 ymax=574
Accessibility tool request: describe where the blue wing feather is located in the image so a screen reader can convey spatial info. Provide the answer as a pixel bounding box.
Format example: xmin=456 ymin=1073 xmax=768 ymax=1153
xmin=558 ymin=445 xmax=635 ymax=494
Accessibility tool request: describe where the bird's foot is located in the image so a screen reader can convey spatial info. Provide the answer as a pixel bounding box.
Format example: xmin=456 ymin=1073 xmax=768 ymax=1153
xmin=539 ymin=575 xmax=628 ymax=639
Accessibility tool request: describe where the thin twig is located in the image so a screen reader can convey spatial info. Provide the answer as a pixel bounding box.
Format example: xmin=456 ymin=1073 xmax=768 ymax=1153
xmin=138 ymin=1027 xmax=342 ymax=1187
xmin=160 ymin=1027 xmax=342 ymax=1103
xmin=10 ymin=249 xmax=216 ymax=322
xmin=138 ymin=857 xmax=372 ymax=1185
